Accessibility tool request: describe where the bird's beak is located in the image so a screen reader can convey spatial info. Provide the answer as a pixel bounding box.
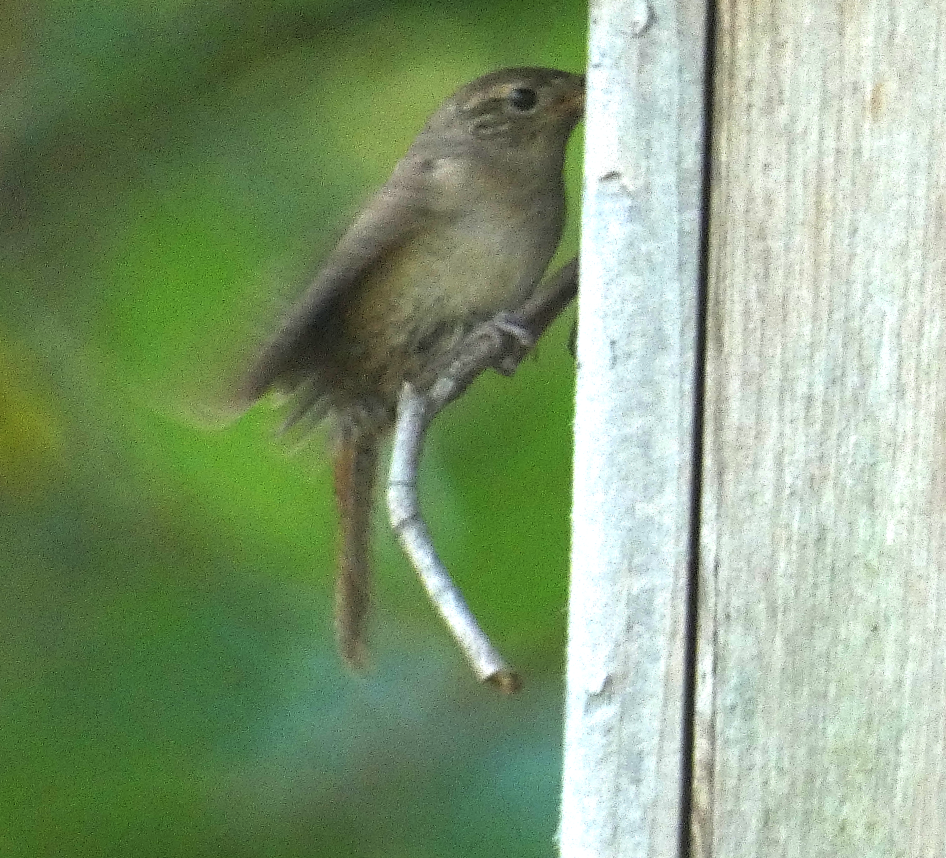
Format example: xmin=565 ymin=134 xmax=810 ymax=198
xmin=559 ymin=76 xmax=585 ymax=118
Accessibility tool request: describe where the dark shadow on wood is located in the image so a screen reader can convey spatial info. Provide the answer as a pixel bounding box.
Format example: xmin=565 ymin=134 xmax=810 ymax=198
xmin=678 ymin=2 xmax=718 ymax=855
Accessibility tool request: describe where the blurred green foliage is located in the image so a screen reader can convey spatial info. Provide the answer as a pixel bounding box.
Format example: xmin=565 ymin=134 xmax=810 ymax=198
xmin=0 ymin=2 xmax=586 ymax=855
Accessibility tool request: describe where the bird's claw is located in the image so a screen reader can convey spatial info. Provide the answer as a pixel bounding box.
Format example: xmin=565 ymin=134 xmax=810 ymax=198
xmin=469 ymin=312 xmax=535 ymax=376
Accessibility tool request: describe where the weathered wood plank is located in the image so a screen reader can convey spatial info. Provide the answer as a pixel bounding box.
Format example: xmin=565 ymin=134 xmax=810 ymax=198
xmin=694 ymin=3 xmax=946 ymax=856
xmin=560 ymin=0 xmax=708 ymax=855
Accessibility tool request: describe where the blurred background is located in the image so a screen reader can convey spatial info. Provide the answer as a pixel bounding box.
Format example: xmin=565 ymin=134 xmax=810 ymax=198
xmin=0 ymin=1 xmax=585 ymax=855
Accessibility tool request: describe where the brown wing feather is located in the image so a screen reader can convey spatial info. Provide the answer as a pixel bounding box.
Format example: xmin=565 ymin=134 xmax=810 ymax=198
xmin=233 ymin=179 xmax=431 ymax=406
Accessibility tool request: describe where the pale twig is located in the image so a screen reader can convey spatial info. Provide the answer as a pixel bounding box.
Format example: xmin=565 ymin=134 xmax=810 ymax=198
xmin=386 ymin=259 xmax=578 ymax=692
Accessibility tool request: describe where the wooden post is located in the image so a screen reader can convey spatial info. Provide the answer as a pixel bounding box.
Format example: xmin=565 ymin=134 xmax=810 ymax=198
xmin=563 ymin=0 xmax=946 ymax=855
xmin=693 ymin=2 xmax=946 ymax=855
xmin=560 ymin=0 xmax=708 ymax=855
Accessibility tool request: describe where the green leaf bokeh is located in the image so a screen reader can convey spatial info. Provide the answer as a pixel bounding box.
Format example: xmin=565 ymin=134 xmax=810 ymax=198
xmin=1 ymin=2 xmax=585 ymax=855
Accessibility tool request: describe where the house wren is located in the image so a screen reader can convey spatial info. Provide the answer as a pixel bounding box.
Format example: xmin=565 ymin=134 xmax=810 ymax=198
xmin=234 ymin=67 xmax=584 ymax=666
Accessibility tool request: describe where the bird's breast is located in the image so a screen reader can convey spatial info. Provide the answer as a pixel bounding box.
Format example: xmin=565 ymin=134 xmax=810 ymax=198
xmin=333 ymin=197 xmax=561 ymax=405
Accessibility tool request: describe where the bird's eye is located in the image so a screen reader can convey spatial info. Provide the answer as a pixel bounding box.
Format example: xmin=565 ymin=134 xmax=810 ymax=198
xmin=508 ymin=87 xmax=538 ymax=112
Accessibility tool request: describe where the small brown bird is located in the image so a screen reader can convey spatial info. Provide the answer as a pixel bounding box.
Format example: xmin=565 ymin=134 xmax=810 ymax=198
xmin=235 ymin=67 xmax=584 ymax=666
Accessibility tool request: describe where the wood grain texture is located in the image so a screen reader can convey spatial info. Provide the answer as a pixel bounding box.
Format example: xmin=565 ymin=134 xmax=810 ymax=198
xmin=695 ymin=3 xmax=946 ymax=856
xmin=560 ymin=0 xmax=708 ymax=855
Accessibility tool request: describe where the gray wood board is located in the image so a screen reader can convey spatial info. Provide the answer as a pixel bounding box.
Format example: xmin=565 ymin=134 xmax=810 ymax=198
xmin=561 ymin=0 xmax=708 ymax=855
xmin=694 ymin=3 xmax=946 ymax=856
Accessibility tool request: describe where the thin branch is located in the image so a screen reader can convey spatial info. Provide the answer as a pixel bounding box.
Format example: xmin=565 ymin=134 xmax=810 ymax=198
xmin=386 ymin=259 xmax=578 ymax=692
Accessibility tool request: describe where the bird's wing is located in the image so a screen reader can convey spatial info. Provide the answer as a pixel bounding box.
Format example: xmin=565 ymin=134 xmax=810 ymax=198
xmin=234 ymin=176 xmax=432 ymax=404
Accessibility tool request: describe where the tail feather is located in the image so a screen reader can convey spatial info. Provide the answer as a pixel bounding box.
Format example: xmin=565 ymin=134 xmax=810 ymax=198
xmin=333 ymin=431 xmax=379 ymax=668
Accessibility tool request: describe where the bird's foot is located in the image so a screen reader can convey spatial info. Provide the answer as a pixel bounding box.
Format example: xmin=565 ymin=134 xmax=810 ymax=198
xmin=470 ymin=312 xmax=536 ymax=376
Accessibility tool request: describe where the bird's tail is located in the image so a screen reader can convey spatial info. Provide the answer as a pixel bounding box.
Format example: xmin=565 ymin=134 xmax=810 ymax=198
xmin=332 ymin=429 xmax=380 ymax=668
